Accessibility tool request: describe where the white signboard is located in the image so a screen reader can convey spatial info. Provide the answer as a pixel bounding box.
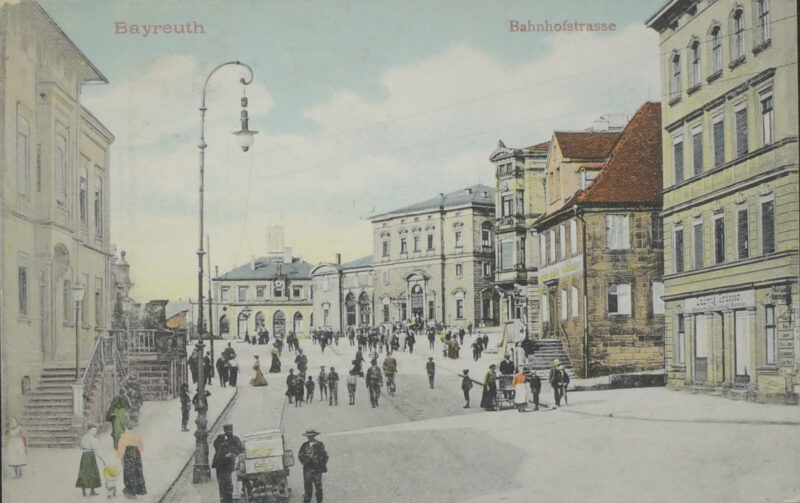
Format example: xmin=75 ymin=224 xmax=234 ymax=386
xmin=538 ymin=255 xmax=583 ymax=283
xmin=685 ymin=290 xmax=755 ymax=313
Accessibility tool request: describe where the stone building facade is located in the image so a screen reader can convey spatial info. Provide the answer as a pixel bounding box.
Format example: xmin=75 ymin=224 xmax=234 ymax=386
xmin=310 ymin=255 xmax=374 ymax=332
xmin=0 ymin=1 xmax=114 ymax=425
xmin=213 ymin=256 xmax=314 ymax=339
xmin=647 ymin=0 xmax=799 ymax=402
xmin=369 ymin=185 xmax=497 ymax=329
xmin=533 ymin=103 xmax=665 ymax=378
xmin=489 ymin=140 xmax=549 ymax=337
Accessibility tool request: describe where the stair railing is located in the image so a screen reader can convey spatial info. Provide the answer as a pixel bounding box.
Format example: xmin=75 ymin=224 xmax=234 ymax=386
xmin=79 ymin=336 xmax=106 ymax=404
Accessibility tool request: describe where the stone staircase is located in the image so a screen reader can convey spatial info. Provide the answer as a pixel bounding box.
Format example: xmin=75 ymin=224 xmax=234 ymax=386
xmin=20 ymin=367 xmax=84 ymax=448
xmin=130 ymin=357 xmax=173 ymax=400
xmin=525 ymin=339 xmax=575 ymax=381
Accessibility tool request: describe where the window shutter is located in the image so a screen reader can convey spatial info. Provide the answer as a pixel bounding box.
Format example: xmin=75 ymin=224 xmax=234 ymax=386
xmin=619 ymin=284 xmax=631 ymax=315
xmin=735 ymin=108 xmax=748 ymax=157
xmin=674 ymin=142 xmax=684 ymax=183
xmin=761 ymin=200 xmax=775 ymax=254
xmin=737 ymin=209 xmax=749 ymax=258
xmin=714 ymin=218 xmax=725 ymax=264
xmin=674 ymin=229 xmax=684 ymax=273
xmin=693 ymin=224 xmax=704 ymax=269
xmin=692 ymin=132 xmax=703 ymax=176
xmin=713 ymin=121 xmax=725 ymax=167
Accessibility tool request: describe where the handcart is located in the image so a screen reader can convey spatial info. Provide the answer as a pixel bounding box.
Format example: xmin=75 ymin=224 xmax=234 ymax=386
xmin=497 ymin=374 xmax=515 ymax=410
xmin=235 ymin=429 xmax=295 ymax=503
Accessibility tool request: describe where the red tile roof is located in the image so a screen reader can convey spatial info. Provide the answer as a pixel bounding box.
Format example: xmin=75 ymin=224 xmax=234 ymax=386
xmin=525 ymin=141 xmax=551 ymax=151
xmin=577 ymin=102 xmax=662 ymax=205
xmin=553 ymin=131 xmax=620 ymax=159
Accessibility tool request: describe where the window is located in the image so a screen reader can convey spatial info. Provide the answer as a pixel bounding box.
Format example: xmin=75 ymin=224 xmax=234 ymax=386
xmin=693 ymin=221 xmax=704 ymax=269
xmin=756 ymin=0 xmax=771 ymax=45
xmin=571 ymin=287 xmax=579 ymax=318
xmin=570 ymin=219 xmax=578 ymax=255
xmin=732 ymin=9 xmax=745 ymax=60
xmin=690 ymin=41 xmax=701 ymax=87
xmin=652 ymin=282 xmax=665 ymax=315
xmin=519 ymin=238 xmax=526 ymax=268
xmin=455 ymin=231 xmax=463 ymax=248
xmin=673 ymin=138 xmax=684 ymax=184
xmin=607 ymin=284 xmax=631 ymax=316
xmin=95 ymin=279 xmax=103 ymax=326
xmin=559 ymin=224 xmax=566 ymax=259
xmin=549 ymin=230 xmax=556 ymax=263
xmin=482 ymin=262 xmax=491 ymax=277
xmin=382 ymin=239 xmax=389 ymax=257
xmin=256 ymin=286 xmax=265 ymax=299
xmin=455 ymin=263 xmax=463 ymax=277
xmin=238 ymin=286 xmax=248 ymax=301
xmin=428 ymin=300 xmax=435 ymax=320
xmin=413 ymin=235 xmax=420 ymax=252
xmin=674 ymin=228 xmax=685 ymax=273
xmin=293 ymin=286 xmax=301 ymax=298
xmin=427 ymin=234 xmax=434 ymax=251
xmin=652 ymin=215 xmax=663 ymax=248
xmin=713 ymin=115 xmax=725 ymax=167
xmin=79 ymin=167 xmax=88 ymax=228
xmin=761 ymin=197 xmax=775 ymax=255
xmin=541 ymin=294 xmax=549 ymax=322
xmin=481 ymin=225 xmax=491 ymax=247
xmin=16 ymin=116 xmax=30 ymax=196
xmin=18 ymin=261 xmax=28 ymax=315
xmin=220 ymin=287 xmax=229 ymax=302
xmin=94 ymin=178 xmax=103 ymax=238
xmin=737 ymin=206 xmax=749 ymax=259
xmin=676 ymin=315 xmax=686 ymax=364
xmin=692 ymin=127 xmax=703 ymax=176
xmin=382 ymin=271 xmax=389 ymax=285
xmin=711 ymin=26 xmax=722 ymax=74
xmin=501 ymin=195 xmax=513 ymax=217
xmin=714 ymin=214 xmax=725 ymax=264
xmin=455 ymin=293 xmax=465 ymax=320
xmin=273 ymin=283 xmax=283 ymax=297
xmin=760 ymin=91 xmax=774 ymax=146
xmin=606 ymin=215 xmax=629 ymax=250
xmin=55 ymin=134 xmax=67 ymax=205
xmin=735 ymin=105 xmax=748 ymax=157
xmin=400 ymin=238 xmax=407 ymax=254
xmin=765 ymin=305 xmax=776 ymax=365
xmin=539 ymin=233 xmax=547 ymax=266
xmin=382 ymin=302 xmax=390 ymax=323
xmin=560 ymin=290 xmax=567 ymax=321
xmin=500 ymin=241 xmax=513 ymax=270
xmin=670 ymin=53 xmax=681 ymax=99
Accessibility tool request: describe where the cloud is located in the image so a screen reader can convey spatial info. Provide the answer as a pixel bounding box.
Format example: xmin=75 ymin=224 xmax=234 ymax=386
xmin=86 ymin=24 xmax=659 ymax=300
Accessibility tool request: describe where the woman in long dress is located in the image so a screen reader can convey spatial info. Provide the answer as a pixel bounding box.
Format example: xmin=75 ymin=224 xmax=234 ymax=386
xmin=269 ymin=348 xmax=282 ymax=373
xmin=5 ymin=418 xmax=27 ymax=478
xmin=106 ymin=390 xmax=130 ymax=449
xmin=228 ymin=357 xmax=239 ymax=387
xmin=75 ymin=425 xmax=102 ymax=496
xmin=480 ymin=364 xmax=498 ymax=411
xmin=250 ymin=355 xmax=268 ymax=386
xmin=117 ymin=422 xmax=146 ymax=498
xmin=512 ymin=370 xmax=529 ymax=412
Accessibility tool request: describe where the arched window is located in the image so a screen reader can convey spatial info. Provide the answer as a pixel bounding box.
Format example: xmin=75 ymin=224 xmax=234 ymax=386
xmin=670 ymin=53 xmax=681 ymax=100
xmin=381 ymin=297 xmax=390 ymax=323
xmin=273 ymin=310 xmax=286 ymax=337
xmin=710 ymin=25 xmax=723 ymax=74
xmin=293 ymin=312 xmax=304 ymax=333
xmin=254 ymin=311 xmax=265 ymax=331
xmin=219 ymin=315 xmax=229 ymax=335
xmin=345 ymin=293 xmax=356 ymax=327
xmin=731 ymin=9 xmax=745 ymax=60
xmin=358 ymin=292 xmax=371 ymax=326
xmin=689 ymin=40 xmax=701 ymax=87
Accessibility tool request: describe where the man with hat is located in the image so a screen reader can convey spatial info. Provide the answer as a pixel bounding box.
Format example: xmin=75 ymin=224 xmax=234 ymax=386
xmin=461 ymin=369 xmax=473 ymax=408
xmin=425 ymin=357 xmax=436 ymax=389
xmin=212 ymin=424 xmax=244 ymax=503
xmin=365 ymin=359 xmax=384 ymax=408
xmin=549 ymin=360 xmax=564 ymax=407
xmin=298 ymin=429 xmax=328 ymax=503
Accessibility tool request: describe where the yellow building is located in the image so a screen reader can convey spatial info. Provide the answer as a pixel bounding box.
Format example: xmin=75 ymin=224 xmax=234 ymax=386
xmin=1 ymin=1 xmax=115 ymax=424
xmin=311 ymin=255 xmax=375 ymax=331
xmin=647 ymin=0 xmax=799 ymax=402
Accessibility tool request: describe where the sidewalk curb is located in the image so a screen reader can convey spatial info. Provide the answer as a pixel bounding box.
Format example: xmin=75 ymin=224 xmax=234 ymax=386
xmin=158 ymin=386 xmax=240 ymax=503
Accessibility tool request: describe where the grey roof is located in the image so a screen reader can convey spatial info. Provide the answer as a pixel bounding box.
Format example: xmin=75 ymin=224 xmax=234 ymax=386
xmin=371 ymin=184 xmax=494 ymax=220
xmin=341 ymin=255 xmax=373 ymax=269
xmin=165 ymin=300 xmax=191 ymax=320
xmin=216 ymin=257 xmax=314 ymax=281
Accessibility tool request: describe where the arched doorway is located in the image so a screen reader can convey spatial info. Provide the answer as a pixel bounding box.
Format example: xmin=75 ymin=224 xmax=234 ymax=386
xmin=410 ymin=284 xmax=424 ymax=320
xmin=237 ymin=311 xmax=250 ymax=339
xmin=219 ymin=315 xmax=230 ymax=337
xmin=358 ymin=292 xmax=371 ymax=326
xmin=345 ymin=293 xmax=356 ymax=327
xmin=255 ymin=312 xmax=265 ymax=332
xmin=293 ymin=312 xmax=304 ymax=334
xmin=273 ymin=311 xmax=286 ymax=338
xmin=51 ymin=244 xmax=71 ymax=360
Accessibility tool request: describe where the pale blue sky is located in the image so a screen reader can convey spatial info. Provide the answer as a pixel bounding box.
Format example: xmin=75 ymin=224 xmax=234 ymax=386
xmin=37 ymin=0 xmax=664 ymax=299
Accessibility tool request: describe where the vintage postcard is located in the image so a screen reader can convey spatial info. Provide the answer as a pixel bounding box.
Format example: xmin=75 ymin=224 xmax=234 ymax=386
xmin=1 ymin=0 xmax=798 ymax=502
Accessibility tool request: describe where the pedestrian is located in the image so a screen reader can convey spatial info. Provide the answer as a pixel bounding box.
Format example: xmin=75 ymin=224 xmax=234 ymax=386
xmin=425 ymin=357 xmax=436 ymax=389
xmin=528 ymin=372 xmax=541 ymax=411
xmin=204 ymin=352 xmax=213 ymax=386
xmin=467 ymin=322 xmax=473 ymax=336
xmin=179 ymin=383 xmax=191 ymax=432
xmin=286 ymin=369 xmax=297 ymax=404
xmin=106 ymin=389 xmax=130 ymax=450
xmin=480 ymin=364 xmax=498 ymax=411
xmin=365 ymin=359 xmax=383 ymax=408
xmin=427 ymin=330 xmax=435 ymax=350
xmin=482 ymin=334 xmax=489 ymax=351
xmin=347 ymin=362 xmax=359 ymax=406
xmin=295 ymin=349 xmax=308 ymax=379
xmin=125 ymin=378 xmax=143 ymax=425
xmin=269 ymin=348 xmax=281 ymax=373
xmin=212 ymin=424 xmax=244 ymax=503
xmin=461 ymin=370 xmax=473 ymax=408
xmin=499 ymin=354 xmax=514 ymax=376
xmin=216 ymin=356 xmax=228 ymax=387
xmin=406 ymin=331 xmax=416 ymax=354
xmin=548 ymin=360 xmax=563 ymax=407
xmin=305 ymin=376 xmax=316 ymax=403
xmin=298 ymin=429 xmax=328 ymax=503
xmin=250 ymin=355 xmax=268 ymax=387
xmin=222 ymin=342 xmax=236 ymax=360
xmin=4 ymin=418 xmax=27 ymax=479
xmin=188 ymin=348 xmax=199 ymax=384
xmin=116 ymin=422 xmax=146 ymax=498
xmin=318 ymin=366 xmax=328 ymax=402
xmin=512 ymin=369 xmax=528 ymax=412
xmin=458 ymin=328 xmax=465 ymax=345
xmin=228 ymin=357 xmax=239 ymax=387
xmin=103 ymin=463 xmax=119 ymax=498
xmin=327 ymin=367 xmax=339 ymax=406
xmin=76 ymin=424 xmax=102 ymax=496
xmin=560 ymin=365 xmax=570 ymax=405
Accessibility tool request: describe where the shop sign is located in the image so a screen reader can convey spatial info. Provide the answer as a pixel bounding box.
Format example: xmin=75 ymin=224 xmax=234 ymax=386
xmin=539 ymin=255 xmax=583 ymax=283
xmin=685 ymin=290 xmax=755 ymax=313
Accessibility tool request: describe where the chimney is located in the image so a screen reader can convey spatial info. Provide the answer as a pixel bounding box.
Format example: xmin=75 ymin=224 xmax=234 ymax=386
xmin=215 ymin=265 xmax=219 ymax=277
xmin=250 ymin=255 xmax=256 ymax=270
xmin=336 ymin=253 xmax=341 ymax=265
xmin=464 ymin=188 xmax=473 ymax=195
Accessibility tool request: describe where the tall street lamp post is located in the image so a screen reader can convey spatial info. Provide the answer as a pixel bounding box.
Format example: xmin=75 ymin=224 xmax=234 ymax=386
xmin=72 ymin=282 xmax=86 ymax=380
xmin=193 ymin=61 xmax=257 ymax=484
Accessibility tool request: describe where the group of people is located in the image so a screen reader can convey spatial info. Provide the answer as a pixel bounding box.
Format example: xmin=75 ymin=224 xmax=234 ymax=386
xmin=477 ymin=356 xmax=569 ymax=411
xmin=215 ymin=343 xmax=240 ymax=388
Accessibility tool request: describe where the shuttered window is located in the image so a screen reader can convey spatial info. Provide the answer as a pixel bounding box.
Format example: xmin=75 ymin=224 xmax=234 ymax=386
xmin=714 ymin=216 xmax=725 ymax=264
xmin=692 ymin=130 xmax=703 ymax=176
xmin=737 ymin=208 xmax=749 ymax=259
xmin=674 ymin=229 xmax=684 ymax=273
xmin=761 ymin=199 xmax=775 ymax=254
xmin=693 ymin=222 xmax=704 ymax=269
xmin=673 ymin=141 xmax=684 ymax=183
xmin=735 ymin=107 xmax=748 ymax=158
xmin=713 ymin=119 xmax=725 ymax=167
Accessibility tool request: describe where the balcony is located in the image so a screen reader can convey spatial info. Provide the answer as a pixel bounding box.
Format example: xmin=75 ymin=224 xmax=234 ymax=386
xmin=496 ymin=215 xmax=526 ymax=231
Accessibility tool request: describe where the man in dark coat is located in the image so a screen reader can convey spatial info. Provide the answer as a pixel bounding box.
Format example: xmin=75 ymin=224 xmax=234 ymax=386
xmin=298 ymin=429 xmax=328 ymax=503
xmin=425 ymin=357 xmax=436 ymax=389
xmin=216 ymin=356 xmax=228 ymax=387
xmin=204 ymin=352 xmax=214 ymax=385
xmin=327 ymin=367 xmax=339 ymax=406
xmin=365 ymin=359 xmax=383 ymax=408
xmin=221 ymin=343 xmax=236 ymax=360
xmin=318 ymin=366 xmax=328 ymax=402
xmin=461 ymin=369 xmax=473 ymax=408
xmin=295 ymin=349 xmax=309 ymax=379
xmin=212 ymin=424 xmax=244 ymax=503
xmin=528 ymin=372 xmax=542 ymax=411
xmin=188 ymin=349 xmax=199 ymax=384
xmin=179 ymin=383 xmax=191 ymax=431
xmin=548 ymin=360 xmax=564 ymax=407
xmin=406 ymin=332 xmax=416 ymax=354
xmin=286 ymin=369 xmax=296 ymax=404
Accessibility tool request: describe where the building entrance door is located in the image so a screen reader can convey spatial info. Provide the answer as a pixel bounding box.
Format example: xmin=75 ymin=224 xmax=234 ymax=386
xmin=694 ymin=315 xmax=709 ymax=384
xmin=410 ymin=285 xmax=424 ymax=320
xmin=273 ymin=311 xmax=286 ymax=338
xmin=734 ymin=310 xmax=751 ymax=383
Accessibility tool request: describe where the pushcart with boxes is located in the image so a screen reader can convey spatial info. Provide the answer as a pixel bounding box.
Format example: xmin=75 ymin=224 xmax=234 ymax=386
xmin=235 ymin=429 xmax=294 ymax=503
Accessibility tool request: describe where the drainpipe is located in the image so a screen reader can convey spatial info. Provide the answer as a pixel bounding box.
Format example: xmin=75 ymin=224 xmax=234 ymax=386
xmin=439 ymin=194 xmax=447 ymax=324
xmin=575 ymin=206 xmax=590 ymax=378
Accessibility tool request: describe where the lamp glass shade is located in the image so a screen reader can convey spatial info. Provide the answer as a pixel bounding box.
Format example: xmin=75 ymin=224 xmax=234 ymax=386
xmin=72 ymin=283 xmax=86 ymax=304
xmin=234 ymin=129 xmax=256 ymax=151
